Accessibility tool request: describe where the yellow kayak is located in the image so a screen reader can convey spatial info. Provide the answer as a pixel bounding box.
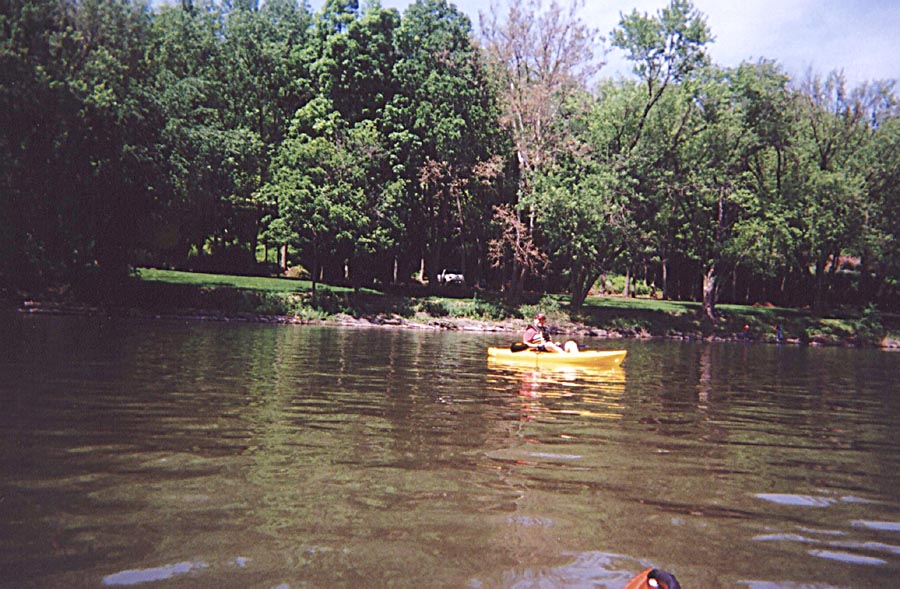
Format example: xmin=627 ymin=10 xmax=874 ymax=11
xmin=487 ymin=346 xmax=627 ymax=367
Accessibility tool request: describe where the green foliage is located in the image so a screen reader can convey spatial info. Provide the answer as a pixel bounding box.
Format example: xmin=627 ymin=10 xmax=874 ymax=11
xmin=447 ymin=296 xmax=509 ymax=321
xmin=284 ymin=266 xmax=310 ymax=280
xmin=852 ymin=304 xmax=885 ymax=344
xmin=612 ymin=0 xmax=712 ymax=86
xmin=528 ymin=154 xmax=631 ymax=309
xmin=520 ymin=294 xmax=566 ymax=322
xmin=2 ymin=0 xmax=899 ymax=320
xmin=417 ymin=299 xmax=450 ymax=317
xmin=2 ymin=0 xmax=165 ymax=289
xmin=597 ymin=274 xmax=655 ymax=297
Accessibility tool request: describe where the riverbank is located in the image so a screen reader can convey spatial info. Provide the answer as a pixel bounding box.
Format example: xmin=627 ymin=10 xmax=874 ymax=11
xmin=9 ymin=268 xmax=899 ymax=349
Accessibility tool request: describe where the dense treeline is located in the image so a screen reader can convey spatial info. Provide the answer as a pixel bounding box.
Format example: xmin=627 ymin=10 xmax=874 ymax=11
xmin=2 ymin=0 xmax=898 ymax=316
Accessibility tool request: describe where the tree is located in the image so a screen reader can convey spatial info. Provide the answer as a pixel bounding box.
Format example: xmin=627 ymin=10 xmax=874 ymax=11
xmin=312 ymin=0 xmax=399 ymax=125
xmin=680 ymin=71 xmax=759 ymax=320
xmin=487 ymin=204 xmax=548 ymax=291
xmin=528 ymin=155 xmax=632 ymax=309
xmin=727 ymin=60 xmax=798 ymax=305
xmin=858 ymin=96 xmax=900 ymax=305
xmin=220 ymin=0 xmax=314 ymax=266
xmin=147 ymin=1 xmax=259 ymax=271
xmin=611 ymin=0 xmax=712 ymax=151
xmin=791 ymin=71 xmax=876 ymax=310
xmin=263 ymin=95 xmax=398 ymax=298
xmin=608 ymin=0 xmax=712 ymax=304
xmin=480 ymin=0 xmax=601 ymax=298
xmin=388 ymin=0 xmax=506 ymax=284
xmin=1 ymin=0 xmax=165 ymax=292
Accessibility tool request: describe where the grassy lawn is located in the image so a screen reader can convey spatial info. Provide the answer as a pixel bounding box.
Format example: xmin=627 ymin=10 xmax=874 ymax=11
xmin=134 ymin=268 xmax=398 ymax=319
xmin=138 ymin=268 xmax=350 ymax=294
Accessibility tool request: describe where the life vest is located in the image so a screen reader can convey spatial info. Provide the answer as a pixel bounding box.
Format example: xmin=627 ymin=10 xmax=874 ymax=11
xmin=524 ymin=325 xmax=550 ymax=346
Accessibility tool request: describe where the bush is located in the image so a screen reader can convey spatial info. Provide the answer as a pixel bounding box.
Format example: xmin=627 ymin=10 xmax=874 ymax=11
xmin=593 ymin=273 xmax=655 ymax=297
xmin=853 ymin=304 xmax=884 ymax=344
xmin=418 ymin=300 xmax=450 ymax=317
xmin=470 ymin=298 xmax=508 ymax=320
xmin=521 ymin=294 xmax=565 ymax=322
xmin=608 ymin=316 xmax=652 ymax=335
xmin=284 ymin=265 xmax=310 ymax=280
xmin=310 ymin=290 xmax=353 ymax=316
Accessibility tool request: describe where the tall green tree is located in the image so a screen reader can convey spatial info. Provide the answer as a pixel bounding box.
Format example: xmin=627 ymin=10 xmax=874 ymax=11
xmin=611 ymin=0 xmax=711 ymax=151
xmin=146 ymin=1 xmax=268 ymax=271
xmin=528 ymin=151 xmax=632 ymax=309
xmin=220 ymin=0 xmax=314 ymax=265
xmin=264 ymin=0 xmax=404 ymax=283
xmin=858 ymin=96 xmax=900 ymax=305
xmin=263 ymin=97 xmax=397 ymax=298
xmin=676 ymin=68 xmax=763 ymax=319
xmin=312 ymin=0 xmax=399 ymax=125
xmin=388 ymin=0 xmax=505 ymax=284
xmin=726 ymin=60 xmax=798 ymax=305
xmin=608 ymin=0 xmax=712 ymax=304
xmin=1 ymin=0 xmax=164 ymax=292
xmin=480 ymin=0 xmax=601 ymax=298
xmin=791 ymin=71 xmax=875 ymax=310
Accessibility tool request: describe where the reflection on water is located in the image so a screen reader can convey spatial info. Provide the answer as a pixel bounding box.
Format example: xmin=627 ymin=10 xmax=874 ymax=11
xmin=103 ymin=560 xmax=210 ymax=586
xmin=0 ymin=313 xmax=898 ymax=588
xmin=487 ymin=361 xmax=627 ymax=422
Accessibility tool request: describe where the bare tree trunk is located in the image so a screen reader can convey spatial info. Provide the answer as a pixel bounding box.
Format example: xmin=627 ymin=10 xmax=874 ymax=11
xmin=661 ymin=258 xmax=669 ymax=300
xmin=702 ymin=265 xmax=717 ymax=321
xmin=311 ymin=245 xmax=319 ymax=307
xmin=813 ymin=257 xmax=827 ymax=311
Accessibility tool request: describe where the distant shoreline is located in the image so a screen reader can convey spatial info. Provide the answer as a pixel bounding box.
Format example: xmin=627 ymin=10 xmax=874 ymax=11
xmin=13 ymin=300 xmax=899 ymax=349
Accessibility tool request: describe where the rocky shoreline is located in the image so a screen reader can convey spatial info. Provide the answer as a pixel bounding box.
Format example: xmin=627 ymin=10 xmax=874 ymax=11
xmin=14 ymin=300 xmax=899 ymax=349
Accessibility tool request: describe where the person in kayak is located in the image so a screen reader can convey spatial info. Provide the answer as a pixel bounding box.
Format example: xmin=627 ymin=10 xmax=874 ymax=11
xmin=523 ymin=313 xmax=578 ymax=352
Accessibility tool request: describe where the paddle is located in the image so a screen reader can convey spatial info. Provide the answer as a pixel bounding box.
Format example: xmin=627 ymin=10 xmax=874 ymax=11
xmin=509 ymin=341 xmax=587 ymax=353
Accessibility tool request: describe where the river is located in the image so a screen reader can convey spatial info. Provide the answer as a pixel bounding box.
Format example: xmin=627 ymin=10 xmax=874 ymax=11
xmin=1 ymin=313 xmax=898 ymax=588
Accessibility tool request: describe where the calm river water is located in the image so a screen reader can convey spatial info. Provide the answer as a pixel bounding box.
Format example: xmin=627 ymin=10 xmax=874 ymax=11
xmin=1 ymin=313 xmax=898 ymax=589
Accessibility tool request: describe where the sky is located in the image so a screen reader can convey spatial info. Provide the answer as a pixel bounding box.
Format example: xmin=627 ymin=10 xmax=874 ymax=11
xmin=326 ymin=0 xmax=900 ymax=88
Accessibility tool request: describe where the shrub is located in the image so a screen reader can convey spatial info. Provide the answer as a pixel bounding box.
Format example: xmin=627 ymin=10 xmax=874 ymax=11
xmin=593 ymin=273 xmax=655 ymax=297
xmin=419 ymin=300 xmax=450 ymax=317
xmin=853 ymin=304 xmax=884 ymax=344
xmin=284 ymin=265 xmax=310 ymax=280
xmin=521 ymin=294 xmax=565 ymax=322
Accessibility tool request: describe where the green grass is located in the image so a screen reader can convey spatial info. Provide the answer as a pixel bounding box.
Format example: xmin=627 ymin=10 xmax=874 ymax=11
xmin=138 ymin=268 xmax=352 ymax=294
xmin=577 ymin=294 xmax=897 ymax=345
xmin=134 ymin=268 xmax=396 ymax=319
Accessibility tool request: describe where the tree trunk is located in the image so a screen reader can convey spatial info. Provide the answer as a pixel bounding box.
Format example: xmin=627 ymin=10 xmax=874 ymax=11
xmin=311 ymin=246 xmax=319 ymax=308
xmin=570 ymin=268 xmax=599 ymax=311
xmin=661 ymin=258 xmax=669 ymax=300
xmin=702 ymin=265 xmax=717 ymax=321
xmin=813 ymin=257 xmax=827 ymax=311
